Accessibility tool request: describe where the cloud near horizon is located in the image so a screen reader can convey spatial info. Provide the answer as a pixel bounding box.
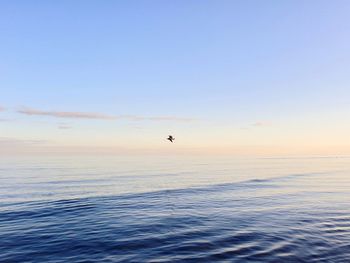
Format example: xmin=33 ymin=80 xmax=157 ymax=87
xmin=58 ymin=125 xmax=72 ymax=129
xmin=252 ymin=121 xmax=271 ymax=127
xmin=0 ymin=137 xmax=50 ymax=145
xmin=17 ymin=107 xmax=196 ymax=122
xmin=18 ymin=108 xmax=116 ymax=120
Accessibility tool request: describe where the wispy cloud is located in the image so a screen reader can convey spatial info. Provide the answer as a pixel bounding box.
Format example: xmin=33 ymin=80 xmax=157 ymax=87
xmin=117 ymin=115 xmax=196 ymax=122
xmin=252 ymin=121 xmax=271 ymax=127
xmin=240 ymin=121 xmax=272 ymax=130
xmin=147 ymin=116 xmax=195 ymax=122
xmin=18 ymin=107 xmax=116 ymax=120
xmin=58 ymin=125 xmax=72 ymax=129
xmin=0 ymin=106 xmax=5 ymax=112
xmin=0 ymin=137 xmax=49 ymax=145
xmin=17 ymin=107 xmax=197 ymax=122
xmin=0 ymin=137 xmax=54 ymax=155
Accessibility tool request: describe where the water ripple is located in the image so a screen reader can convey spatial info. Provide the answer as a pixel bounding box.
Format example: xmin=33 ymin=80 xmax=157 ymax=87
xmin=1 ymin=157 xmax=350 ymax=262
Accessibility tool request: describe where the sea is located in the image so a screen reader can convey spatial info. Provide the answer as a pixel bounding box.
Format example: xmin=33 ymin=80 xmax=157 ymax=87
xmin=0 ymin=155 xmax=349 ymax=262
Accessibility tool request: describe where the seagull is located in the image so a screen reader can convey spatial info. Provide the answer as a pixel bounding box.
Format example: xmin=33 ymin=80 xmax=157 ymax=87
xmin=167 ymin=135 xmax=175 ymax=143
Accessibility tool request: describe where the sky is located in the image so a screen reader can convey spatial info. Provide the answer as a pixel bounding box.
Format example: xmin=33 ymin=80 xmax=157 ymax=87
xmin=1 ymin=0 xmax=350 ymax=155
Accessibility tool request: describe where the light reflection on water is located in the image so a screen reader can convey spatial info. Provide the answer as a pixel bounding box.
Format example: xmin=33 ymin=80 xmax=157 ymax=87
xmin=0 ymin=156 xmax=349 ymax=262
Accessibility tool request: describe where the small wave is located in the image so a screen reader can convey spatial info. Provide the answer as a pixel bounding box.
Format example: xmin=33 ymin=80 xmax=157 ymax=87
xmin=1 ymin=164 xmax=349 ymax=263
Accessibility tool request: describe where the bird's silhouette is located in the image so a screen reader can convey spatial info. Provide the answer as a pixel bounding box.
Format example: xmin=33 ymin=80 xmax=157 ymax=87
xmin=167 ymin=135 xmax=175 ymax=143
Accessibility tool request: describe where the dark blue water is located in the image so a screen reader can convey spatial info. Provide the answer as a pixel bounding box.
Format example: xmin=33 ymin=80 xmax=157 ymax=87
xmin=1 ymin=156 xmax=350 ymax=262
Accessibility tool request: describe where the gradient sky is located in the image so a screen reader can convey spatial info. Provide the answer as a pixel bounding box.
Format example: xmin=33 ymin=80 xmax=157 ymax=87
xmin=1 ymin=1 xmax=350 ymax=155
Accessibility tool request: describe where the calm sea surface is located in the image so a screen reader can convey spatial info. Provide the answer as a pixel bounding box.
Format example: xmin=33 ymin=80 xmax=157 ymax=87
xmin=0 ymin=155 xmax=350 ymax=262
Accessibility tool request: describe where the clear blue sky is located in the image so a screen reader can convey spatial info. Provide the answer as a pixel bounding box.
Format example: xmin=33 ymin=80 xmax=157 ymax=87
xmin=1 ymin=1 xmax=350 ymax=154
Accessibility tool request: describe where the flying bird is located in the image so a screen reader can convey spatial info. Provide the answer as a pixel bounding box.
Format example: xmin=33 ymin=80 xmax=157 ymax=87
xmin=167 ymin=135 xmax=175 ymax=143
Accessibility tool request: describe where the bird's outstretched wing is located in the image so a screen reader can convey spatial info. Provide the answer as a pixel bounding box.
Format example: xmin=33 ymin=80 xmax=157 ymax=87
xmin=167 ymin=135 xmax=175 ymax=142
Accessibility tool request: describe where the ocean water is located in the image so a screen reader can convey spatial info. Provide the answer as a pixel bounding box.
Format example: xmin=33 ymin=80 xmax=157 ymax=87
xmin=0 ymin=155 xmax=350 ymax=262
